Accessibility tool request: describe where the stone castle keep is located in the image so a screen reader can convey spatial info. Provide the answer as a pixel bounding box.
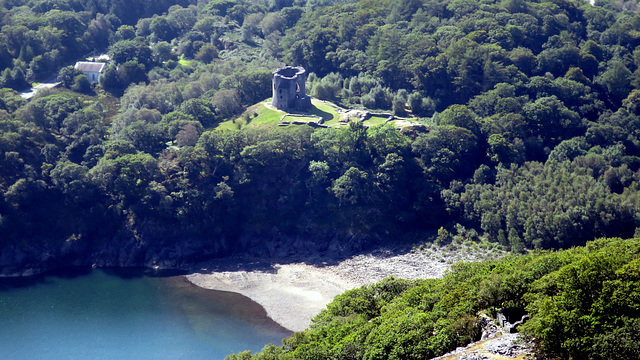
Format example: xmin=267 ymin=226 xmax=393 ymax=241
xmin=272 ymin=66 xmax=311 ymax=111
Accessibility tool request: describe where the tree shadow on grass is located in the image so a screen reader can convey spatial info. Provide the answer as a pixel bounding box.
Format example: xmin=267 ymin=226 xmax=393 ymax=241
xmin=303 ymin=104 xmax=334 ymax=121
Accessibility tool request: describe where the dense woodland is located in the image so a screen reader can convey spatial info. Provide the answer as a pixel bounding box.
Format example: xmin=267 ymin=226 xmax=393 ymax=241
xmin=2 ymin=0 xmax=640 ymax=358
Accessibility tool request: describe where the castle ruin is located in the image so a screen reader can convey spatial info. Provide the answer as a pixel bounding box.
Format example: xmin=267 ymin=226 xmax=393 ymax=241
xmin=272 ymin=66 xmax=311 ymax=111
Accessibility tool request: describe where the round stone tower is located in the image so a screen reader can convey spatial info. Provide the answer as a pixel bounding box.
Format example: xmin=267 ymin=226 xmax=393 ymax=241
xmin=272 ymin=66 xmax=311 ymax=111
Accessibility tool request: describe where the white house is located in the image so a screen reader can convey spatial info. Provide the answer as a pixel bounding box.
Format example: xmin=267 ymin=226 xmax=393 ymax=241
xmin=74 ymin=61 xmax=106 ymax=83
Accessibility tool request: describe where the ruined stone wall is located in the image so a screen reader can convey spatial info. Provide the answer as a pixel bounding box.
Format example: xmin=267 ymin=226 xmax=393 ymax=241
xmin=272 ymin=66 xmax=311 ymax=111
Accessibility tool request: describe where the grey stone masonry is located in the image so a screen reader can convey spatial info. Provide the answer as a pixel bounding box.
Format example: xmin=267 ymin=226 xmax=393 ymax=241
xmin=272 ymin=66 xmax=311 ymax=111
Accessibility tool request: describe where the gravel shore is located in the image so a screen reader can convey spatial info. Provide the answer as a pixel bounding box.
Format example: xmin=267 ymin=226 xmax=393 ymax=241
xmin=186 ymin=244 xmax=500 ymax=332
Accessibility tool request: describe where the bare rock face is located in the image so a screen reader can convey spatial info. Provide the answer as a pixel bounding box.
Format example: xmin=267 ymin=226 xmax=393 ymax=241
xmin=272 ymin=66 xmax=311 ymax=112
xmin=430 ymin=313 xmax=535 ymax=360
xmin=0 ymin=222 xmax=231 ymax=277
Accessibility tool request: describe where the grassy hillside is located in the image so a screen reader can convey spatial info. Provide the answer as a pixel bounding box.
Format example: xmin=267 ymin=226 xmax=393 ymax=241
xmin=217 ymin=98 xmax=422 ymax=131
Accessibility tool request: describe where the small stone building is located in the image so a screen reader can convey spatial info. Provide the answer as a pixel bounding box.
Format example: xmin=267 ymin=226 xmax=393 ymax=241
xmin=272 ymin=66 xmax=311 ymax=111
xmin=74 ymin=61 xmax=106 ymax=83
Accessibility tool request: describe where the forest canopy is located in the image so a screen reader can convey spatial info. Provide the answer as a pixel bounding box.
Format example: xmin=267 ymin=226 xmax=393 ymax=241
xmin=1 ymin=0 xmax=640 ymax=277
xmin=3 ymin=1 xmax=640 ymax=359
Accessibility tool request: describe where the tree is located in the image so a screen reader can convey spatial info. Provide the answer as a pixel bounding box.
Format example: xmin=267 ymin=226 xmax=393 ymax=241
xmin=212 ymin=90 xmax=242 ymax=119
xmin=71 ymin=74 xmax=91 ymax=93
xmin=509 ymin=47 xmax=537 ymax=75
xmin=523 ymin=95 xmax=582 ymax=146
xmin=118 ymin=121 xmax=166 ymax=155
xmin=167 ymin=6 xmax=197 ymax=35
xmin=109 ymin=39 xmax=153 ymax=66
xmin=270 ymin=0 xmax=294 ymax=10
xmin=150 ymin=16 xmax=176 ymax=41
xmin=412 ymin=125 xmax=479 ymax=183
xmin=152 ymin=41 xmax=175 ymax=63
xmin=599 ymin=59 xmax=632 ymax=106
xmin=408 ymin=92 xmax=435 ymax=117
xmin=90 ymin=153 xmax=158 ymax=206
xmin=312 ymin=72 xmax=343 ymax=101
xmin=118 ymin=61 xmax=147 ymax=87
xmin=193 ymin=17 xmax=218 ymax=35
xmin=392 ymin=90 xmax=408 ymax=116
xmin=438 ymin=104 xmax=479 ymax=134
xmin=99 ymin=64 xmax=124 ymax=95
xmin=241 ymin=12 xmax=264 ymax=43
xmin=203 ymin=0 xmax=238 ymax=16
xmin=332 ymin=167 xmax=370 ymax=206
xmin=225 ymin=70 xmax=272 ymax=104
xmin=487 ymin=133 xmax=522 ymax=165
xmin=0 ymin=89 xmax=26 ymax=113
xmin=180 ymin=99 xmax=216 ymax=126
xmin=82 ymin=13 xmax=113 ymax=50
xmin=175 ymin=123 xmax=200 ymax=147
xmin=58 ymin=66 xmax=84 ymax=88
xmin=362 ymin=85 xmax=392 ymax=110
xmin=367 ymin=123 xmax=409 ymax=158
xmin=623 ymin=89 xmax=640 ymax=115
xmin=50 ymin=160 xmax=92 ymax=204
xmin=261 ymin=13 xmax=284 ymax=37
xmin=114 ymin=25 xmax=136 ymax=41
xmin=136 ymin=18 xmax=153 ymax=37
xmin=28 ymin=50 xmax=61 ymax=82
xmin=194 ymin=43 xmax=218 ymax=63
xmin=308 ymin=160 xmax=330 ymax=189
xmin=1 ymin=67 xmax=29 ymax=90
xmin=280 ymin=7 xmax=304 ymax=28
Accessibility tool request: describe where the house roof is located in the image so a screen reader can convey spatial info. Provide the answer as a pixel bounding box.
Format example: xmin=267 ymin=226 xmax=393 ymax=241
xmin=75 ymin=61 xmax=106 ymax=73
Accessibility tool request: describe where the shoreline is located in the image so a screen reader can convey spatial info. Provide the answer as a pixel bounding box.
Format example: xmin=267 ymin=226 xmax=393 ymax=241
xmin=186 ymin=244 xmax=496 ymax=332
xmin=186 ymin=261 xmax=357 ymax=332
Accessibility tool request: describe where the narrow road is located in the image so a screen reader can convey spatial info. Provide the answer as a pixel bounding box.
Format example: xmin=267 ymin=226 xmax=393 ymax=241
xmin=19 ymin=53 xmax=110 ymax=99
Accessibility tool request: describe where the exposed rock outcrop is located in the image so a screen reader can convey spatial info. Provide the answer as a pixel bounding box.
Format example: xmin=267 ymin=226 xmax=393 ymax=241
xmin=0 ymin=225 xmax=381 ymax=277
xmin=431 ymin=313 xmax=535 ymax=360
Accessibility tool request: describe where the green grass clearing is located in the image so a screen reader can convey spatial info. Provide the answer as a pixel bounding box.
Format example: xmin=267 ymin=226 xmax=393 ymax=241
xmin=178 ymin=55 xmax=195 ymax=67
xmin=217 ymin=99 xmax=345 ymax=131
xmin=308 ymin=99 xmax=343 ymax=124
xmin=216 ymin=100 xmax=286 ymax=131
xmin=215 ymin=119 xmax=243 ymax=131
xmin=363 ymin=116 xmax=389 ymax=126
xmin=215 ymin=98 xmax=419 ymax=131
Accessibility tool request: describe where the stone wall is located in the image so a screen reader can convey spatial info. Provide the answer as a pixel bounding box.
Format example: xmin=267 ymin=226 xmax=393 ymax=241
xmin=272 ymin=66 xmax=311 ymax=111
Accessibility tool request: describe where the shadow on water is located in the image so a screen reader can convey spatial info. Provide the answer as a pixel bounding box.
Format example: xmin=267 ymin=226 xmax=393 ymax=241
xmin=102 ymin=267 xmax=188 ymax=279
xmin=0 ymin=266 xmax=189 ymax=291
xmin=0 ymin=267 xmax=92 ymax=290
xmin=0 ymin=274 xmax=48 ymax=290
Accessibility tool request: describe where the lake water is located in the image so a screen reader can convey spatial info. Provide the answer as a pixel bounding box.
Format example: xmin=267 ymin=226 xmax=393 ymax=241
xmin=0 ymin=269 xmax=292 ymax=360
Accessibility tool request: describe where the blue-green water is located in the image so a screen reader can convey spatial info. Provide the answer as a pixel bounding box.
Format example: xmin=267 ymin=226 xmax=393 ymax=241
xmin=0 ymin=269 xmax=292 ymax=360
